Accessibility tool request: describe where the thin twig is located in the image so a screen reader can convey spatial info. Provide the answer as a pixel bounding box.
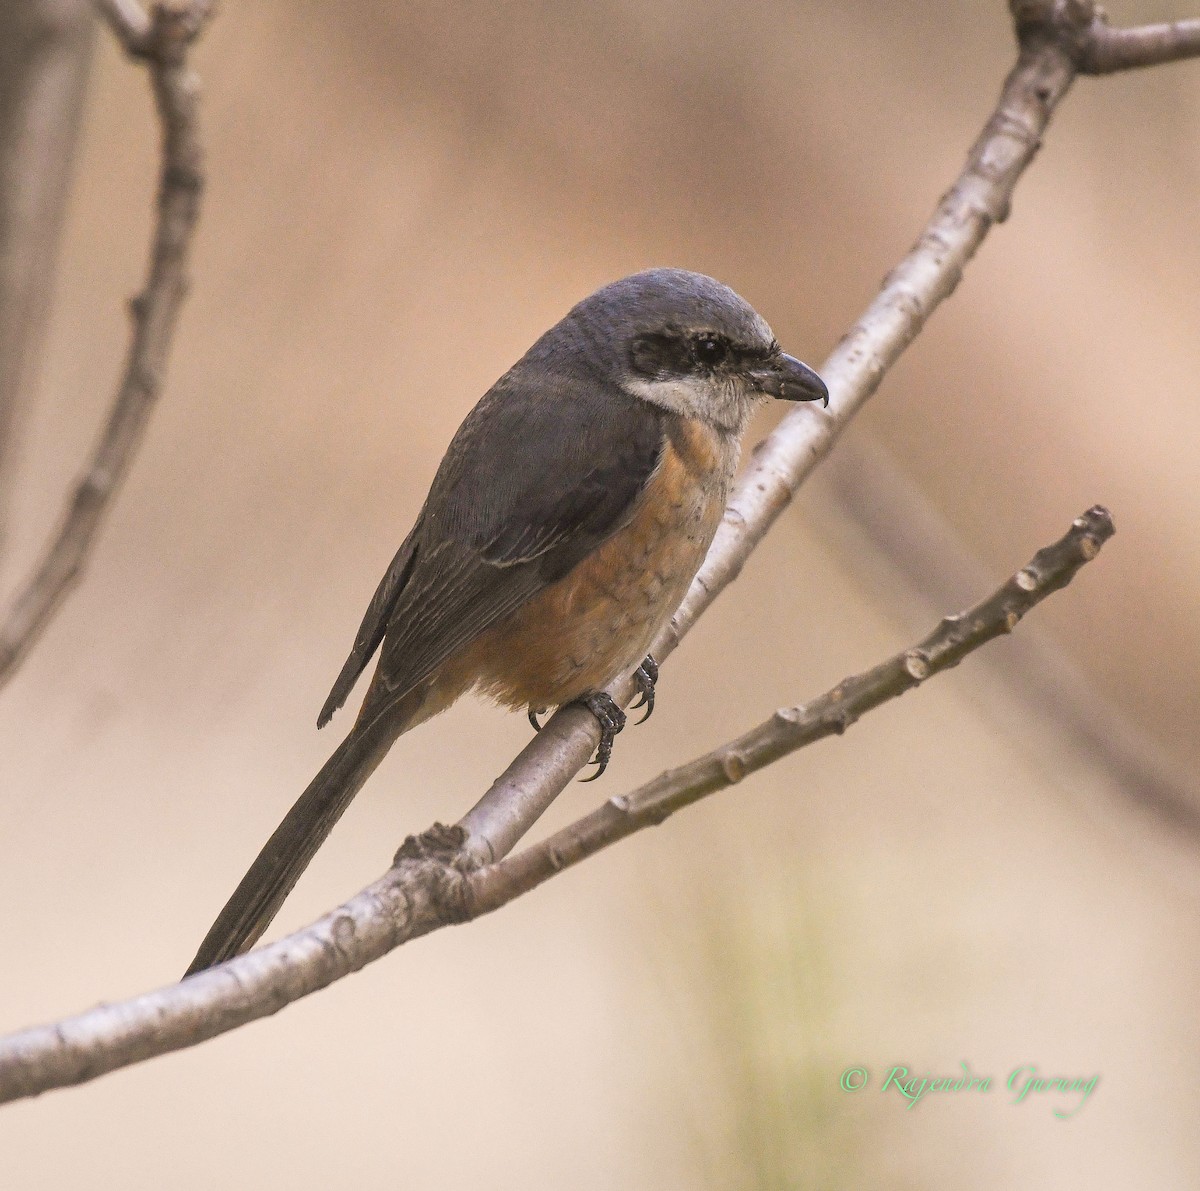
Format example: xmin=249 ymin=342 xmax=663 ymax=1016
xmin=469 ymin=507 xmax=1115 ymax=908
xmin=95 ymin=0 xmax=151 ymax=53
xmin=0 ymin=0 xmax=211 ymax=688
xmin=0 ymin=506 xmax=1114 ymax=1103
xmin=819 ymin=435 xmax=1200 ymax=839
xmin=1009 ymin=1 xmax=1200 ymax=73
xmin=1080 ymin=19 xmax=1200 ymax=73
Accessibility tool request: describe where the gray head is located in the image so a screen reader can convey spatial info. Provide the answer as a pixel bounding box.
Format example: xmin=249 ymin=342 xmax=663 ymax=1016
xmin=552 ymin=268 xmax=827 ymax=433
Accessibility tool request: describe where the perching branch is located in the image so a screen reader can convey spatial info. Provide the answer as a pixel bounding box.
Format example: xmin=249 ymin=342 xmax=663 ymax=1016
xmin=449 ymin=0 xmax=1200 ymax=866
xmin=0 ymin=0 xmax=1191 ymax=1103
xmin=0 ymin=0 xmax=211 ymax=688
xmin=469 ymin=506 xmax=1116 ymax=907
xmin=0 ymin=506 xmax=1114 ymax=1103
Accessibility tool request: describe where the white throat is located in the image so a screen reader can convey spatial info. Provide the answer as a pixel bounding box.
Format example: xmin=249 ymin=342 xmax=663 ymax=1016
xmin=623 ymin=374 xmax=756 ymax=435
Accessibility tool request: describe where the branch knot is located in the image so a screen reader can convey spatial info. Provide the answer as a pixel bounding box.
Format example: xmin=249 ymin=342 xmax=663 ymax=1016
xmin=394 ymin=822 xmax=469 ymax=865
xmin=392 ymin=823 xmax=477 ymax=924
xmin=1010 ymin=0 xmax=1102 ymax=66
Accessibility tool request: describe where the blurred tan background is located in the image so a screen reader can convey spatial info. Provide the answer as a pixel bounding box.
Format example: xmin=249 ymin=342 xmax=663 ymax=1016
xmin=1 ymin=1 xmax=1198 ymax=1186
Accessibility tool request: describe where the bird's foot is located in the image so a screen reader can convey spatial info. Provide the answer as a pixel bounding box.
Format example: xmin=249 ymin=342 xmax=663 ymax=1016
xmin=528 ymin=707 xmax=546 ymax=732
xmin=630 ymin=654 xmax=658 ymax=724
xmin=577 ymin=692 xmax=626 ymax=781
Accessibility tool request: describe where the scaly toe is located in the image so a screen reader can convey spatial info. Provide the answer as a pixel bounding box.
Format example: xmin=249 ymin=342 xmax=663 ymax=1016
xmin=631 ymin=655 xmax=659 ymax=724
xmin=576 ymin=692 xmax=626 ymax=781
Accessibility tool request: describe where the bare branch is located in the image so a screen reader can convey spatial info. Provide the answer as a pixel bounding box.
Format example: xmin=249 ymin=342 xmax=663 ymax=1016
xmin=471 ymin=506 xmax=1115 ymax=908
xmin=1084 ymin=19 xmax=1200 ymax=72
xmin=0 ymin=507 xmax=1114 ymax=1103
xmin=820 ymin=436 xmax=1200 ymax=839
xmin=95 ymin=0 xmax=151 ymax=54
xmin=454 ymin=0 xmax=1200 ymax=864
xmin=0 ymin=0 xmax=211 ymax=688
xmin=455 ymin=0 xmax=1090 ymax=863
xmin=1011 ymin=1 xmax=1200 ymax=74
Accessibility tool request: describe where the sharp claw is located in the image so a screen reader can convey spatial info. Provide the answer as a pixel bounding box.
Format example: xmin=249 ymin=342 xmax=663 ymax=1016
xmin=528 ymin=708 xmax=543 ymax=732
xmin=575 ymin=692 xmax=625 ymax=780
xmin=632 ymin=655 xmax=658 ymax=725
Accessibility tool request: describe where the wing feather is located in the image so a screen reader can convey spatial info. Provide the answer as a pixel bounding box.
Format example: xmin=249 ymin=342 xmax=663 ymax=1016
xmin=317 ymin=517 xmax=423 ymax=727
xmin=320 ymin=361 xmax=666 ymax=723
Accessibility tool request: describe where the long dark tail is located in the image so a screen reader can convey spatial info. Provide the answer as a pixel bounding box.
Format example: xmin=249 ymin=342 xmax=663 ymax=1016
xmin=183 ymin=689 xmax=422 ymax=977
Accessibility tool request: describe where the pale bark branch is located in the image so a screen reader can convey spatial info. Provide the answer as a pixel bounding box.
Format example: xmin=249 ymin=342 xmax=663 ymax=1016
xmin=1081 ymin=20 xmax=1200 ymax=73
xmin=820 ymin=436 xmax=1200 ymax=839
xmin=471 ymin=506 xmax=1115 ymax=908
xmin=0 ymin=506 xmax=1114 ymax=1103
xmin=0 ymin=0 xmax=211 ymax=687
xmin=1012 ymin=2 xmax=1200 ymax=73
xmin=1011 ymin=2 xmax=1200 ymax=73
xmin=455 ymin=0 xmax=1200 ymax=861
xmin=455 ymin=0 xmax=1083 ymax=861
xmin=95 ymin=0 xmax=153 ymax=52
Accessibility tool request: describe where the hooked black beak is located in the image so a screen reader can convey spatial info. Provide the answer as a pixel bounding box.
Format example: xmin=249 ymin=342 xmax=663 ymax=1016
xmin=752 ymin=353 xmax=828 ymax=406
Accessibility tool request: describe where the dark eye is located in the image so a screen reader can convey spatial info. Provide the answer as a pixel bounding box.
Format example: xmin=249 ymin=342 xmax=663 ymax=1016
xmin=691 ymin=333 xmax=729 ymax=368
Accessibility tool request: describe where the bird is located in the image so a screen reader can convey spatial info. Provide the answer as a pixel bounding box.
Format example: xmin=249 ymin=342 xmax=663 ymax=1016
xmin=184 ymin=268 xmax=827 ymax=977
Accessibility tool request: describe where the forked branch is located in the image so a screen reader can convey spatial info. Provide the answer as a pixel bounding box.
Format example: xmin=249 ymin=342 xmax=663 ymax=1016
xmin=469 ymin=506 xmax=1115 ymax=908
xmin=0 ymin=506 xmax=1113 ymax=1103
